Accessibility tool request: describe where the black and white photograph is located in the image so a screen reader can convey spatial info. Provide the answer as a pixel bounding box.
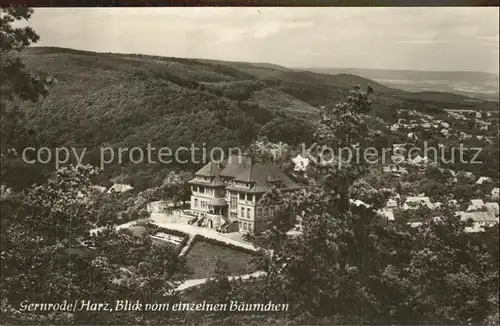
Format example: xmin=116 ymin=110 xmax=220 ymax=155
xmin=1 ymin=7 xmax=499 ymax=325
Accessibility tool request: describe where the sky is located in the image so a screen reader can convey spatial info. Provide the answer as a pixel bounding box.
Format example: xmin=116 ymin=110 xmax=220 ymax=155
xmin=26 ymin=8 xmax=499 ymax=73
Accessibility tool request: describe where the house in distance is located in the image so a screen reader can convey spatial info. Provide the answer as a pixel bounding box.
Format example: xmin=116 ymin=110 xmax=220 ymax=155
xmin=187 ymin=154 xmax=301 ymax=234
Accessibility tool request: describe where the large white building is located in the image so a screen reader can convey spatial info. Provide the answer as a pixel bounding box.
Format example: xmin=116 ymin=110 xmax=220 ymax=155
xmin=188 ymin=155 xmax=301 ymax=234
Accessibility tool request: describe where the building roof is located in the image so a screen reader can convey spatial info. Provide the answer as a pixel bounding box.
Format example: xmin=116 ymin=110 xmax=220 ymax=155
xmin=458 ymin=211 xmax=498 ymax=223
xmin=471 ymin=199 xmax=485 ymax=206
xmin=190 ymin=155 xmax=250 ymax=186
xmin=476 ymin=176 xmax=493 ymax=184
xmin=411 ymin=155 xmax=431 ymax=165
xmin=228 ymin=162 xmax=300 ymax=193
xmin=350 ymin=199 xmax=371 ymax=208
xmin=195 ymin=161 xmax=224 ymax=177
xmin=209 ymin=198 xmax=228 ymax=206
xmin=383 ymin=165 xmax=408 ymax=175
xmin=386 ymin=198 xmax=398 ymax=208
xmin=467 ymin=199 xmax=486 ymax=212
xmin=191 ymin=155 xmax=300 ymax=194
xmin=188 ymin=175 xmax=225 ymax=187
xmin=90 ymin=185 xmax=107 ymax=193
xmin=403 ymin=196 xmax=435 ymax=210
xmin=485 ymin=202 xmax=499 ymax=215
xmin=107 ymin=184 xmax=133 ymax=193
xmin=377 ymin=208 xmax=395 ymax=221
xmin=219 ymin=155 xmax=253 ymax=179
xmin=234 ymin=164 xmax=255 ymax=183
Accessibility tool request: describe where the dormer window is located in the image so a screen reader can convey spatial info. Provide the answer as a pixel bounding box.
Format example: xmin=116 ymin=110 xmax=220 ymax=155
xmin=266 ymin=176 xmax=280 ymax=182
xmin=273 ymin=182 xmax=284 ymax=188
xmin=233 ymin=181 xmax=249 ymax=189
xmin=267 ymin=175 xmax=283 ymax=188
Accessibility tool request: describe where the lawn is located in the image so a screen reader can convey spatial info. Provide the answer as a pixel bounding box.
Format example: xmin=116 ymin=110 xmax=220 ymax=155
xmin=185 ymin=240 xmax=258 ymax=279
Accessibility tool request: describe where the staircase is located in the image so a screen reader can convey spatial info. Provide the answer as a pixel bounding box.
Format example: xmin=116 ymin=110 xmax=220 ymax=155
xmin=219 ymin=220 xmax=238 ymax=233
xmin=196 ymin=216 xmax=205 ymax=227
xmin=188 ymin=216 xmax=198 ymax=225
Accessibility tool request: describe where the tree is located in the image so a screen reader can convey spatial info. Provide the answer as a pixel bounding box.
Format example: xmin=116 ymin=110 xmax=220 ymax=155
xmin=374 ymin=206 xmax=497 ymax=324
xmin=1 ymin=7 xmax=54 ymax=189
xmin=239 ymin=86 xmax=387 ymax=322
xmin=259 ymin=114 xmax=315 ymax=146
xmin=308 ymin=85 xmax=374 ymax=212
xmin=0 ymin=7 xmax=53 ymax=149
xmin=226 ymin=86 xmax=499 ymax=325
xmin=1 ymin=165 xmax=189 ymax=324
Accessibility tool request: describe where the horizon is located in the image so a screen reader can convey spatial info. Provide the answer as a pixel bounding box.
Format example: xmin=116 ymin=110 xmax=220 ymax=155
xmin=30 ymin=45 xmax=500 ymax=76
xmin=26 ymin=8 xmax=499 ymax=74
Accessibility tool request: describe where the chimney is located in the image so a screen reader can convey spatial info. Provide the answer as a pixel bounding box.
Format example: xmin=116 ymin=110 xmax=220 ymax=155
xmin=242 ymin=150 xmax=254 ymax=166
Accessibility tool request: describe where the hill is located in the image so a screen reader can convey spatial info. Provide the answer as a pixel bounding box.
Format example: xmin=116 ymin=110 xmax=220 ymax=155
xmin=11 ymin=46 xmax=498 ymax=185
xmin=301 ymin=67 xmax=500 ymax=101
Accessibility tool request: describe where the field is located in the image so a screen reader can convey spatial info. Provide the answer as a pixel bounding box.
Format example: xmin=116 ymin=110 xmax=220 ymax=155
xmin=185 ymin=240 xmax=258 ymax=279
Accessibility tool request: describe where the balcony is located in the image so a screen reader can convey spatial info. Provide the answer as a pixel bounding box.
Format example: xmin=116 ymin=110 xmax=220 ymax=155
xmin=207 ymin=212 xmax=225 ymax=220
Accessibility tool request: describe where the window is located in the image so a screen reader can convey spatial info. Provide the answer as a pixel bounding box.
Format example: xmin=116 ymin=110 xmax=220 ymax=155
xmin=248 ymin=195 xmax=253 ymax=202
xmin=263 ymin=207 xmax=268 ymax=218
xmin=247 ymin=208 xmax=251 ymax=218
xmin=239 ymin=193 xmax=245 ymax=200
xmin=257 ymin=208 xmax=262 ymax=218
xmin=241 ymin=207 xmax=244 ymax=217
xmin=239 ymin=221 xmax=242 ymax=228
xmin=194 ymin=199 xmax=198 ymax=208
xmin=248 ymin=224 xmax=252 ymax=232
xmin=267 ymin=175 xmax=280 ymax=182
xmin=244 ymin=223 xmax=247 ymax=230
xmin=230 ymin=196 xmax=237 ymax=209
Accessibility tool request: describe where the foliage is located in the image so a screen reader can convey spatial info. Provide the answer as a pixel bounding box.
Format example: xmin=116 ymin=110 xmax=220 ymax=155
xmin=222 ymin=86 xmax=500 ymax=325
xmin=2 ymin=11 xmax=499 ymax=324
xmin=0 ymin=8 xmax=54 ymax=189
xmin=9 ymin=43 xmax=496 ymax=189
xmin=1 ymin=164 xmax=190 ymax=324
xmin=259 ymin=113 xmax=315 ymax=145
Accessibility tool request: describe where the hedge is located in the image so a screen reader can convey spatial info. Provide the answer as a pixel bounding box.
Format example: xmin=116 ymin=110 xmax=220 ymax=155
xmin=183 ymin=234 xmax=258 ymax=256
xmin=145 ymin=223 xmax=190 ymax=254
